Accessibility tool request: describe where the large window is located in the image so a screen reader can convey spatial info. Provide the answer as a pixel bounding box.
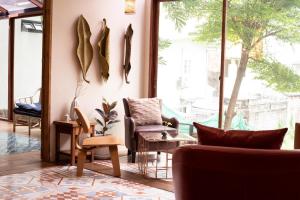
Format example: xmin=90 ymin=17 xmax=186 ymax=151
xmin=152 ymin=0 xmax=300 ymax=149
xmin=157 ymin=0 xmax=223 ymax=132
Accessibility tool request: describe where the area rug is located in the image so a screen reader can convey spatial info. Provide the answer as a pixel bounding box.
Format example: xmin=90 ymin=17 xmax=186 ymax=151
xmin=0 ymin=166 xmax=174 ymax=200
xmin=94 ymin=153 xmax=173 ymax=180
xmin=0 ymin=132 xmax=40 ymax=155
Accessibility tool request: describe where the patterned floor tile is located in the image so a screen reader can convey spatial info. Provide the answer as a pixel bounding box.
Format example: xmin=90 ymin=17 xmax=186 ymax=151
xmin=59 ymin=177 xmax=94 ymax=187
xmin=0 ymin=174 xmax=33 ymax=185
xmin=0 ymin=166 xmax=174 ymax=200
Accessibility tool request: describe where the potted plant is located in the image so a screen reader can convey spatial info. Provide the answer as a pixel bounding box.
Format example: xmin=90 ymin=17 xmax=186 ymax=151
xmin=95 ymin=98 xmax=120 ymax=135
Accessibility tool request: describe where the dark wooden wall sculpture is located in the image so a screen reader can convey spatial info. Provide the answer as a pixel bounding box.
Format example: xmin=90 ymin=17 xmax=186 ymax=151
xmin=98 ymin=18 xmax=110 ymax=81
xmin=123 ymin=24 xmax=133 ymax=84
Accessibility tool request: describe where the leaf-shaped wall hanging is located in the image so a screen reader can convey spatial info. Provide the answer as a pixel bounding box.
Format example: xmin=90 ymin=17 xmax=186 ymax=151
xmin=76 ymin=15 xmax=93 ymax=83
xmin=123 ymin=24 xmax=133 ymax=84
xmin=98 ymin=18 xmax=110 ymax=81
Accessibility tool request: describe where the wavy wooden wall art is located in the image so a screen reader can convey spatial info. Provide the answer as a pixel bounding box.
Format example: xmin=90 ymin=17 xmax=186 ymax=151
xmin=76 ymin=15 xmax=93 ymax=83
xmin=123 ymin=24 xmax=133 ymax=84
xmin=98 ymin=18 xmax=110 ymax=81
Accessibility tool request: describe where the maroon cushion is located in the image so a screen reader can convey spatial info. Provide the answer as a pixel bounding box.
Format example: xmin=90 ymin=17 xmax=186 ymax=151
xmin=193 ymin=122 xmax=287 ymax=149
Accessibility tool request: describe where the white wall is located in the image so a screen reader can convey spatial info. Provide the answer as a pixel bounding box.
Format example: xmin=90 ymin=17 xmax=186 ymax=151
xmin=0 ymin=20 xmax=9 ymax=112
xmin=14 ymin=16 xmax=43 ymax=101
xmin=50 ymin=0 xmax=151 ymax=160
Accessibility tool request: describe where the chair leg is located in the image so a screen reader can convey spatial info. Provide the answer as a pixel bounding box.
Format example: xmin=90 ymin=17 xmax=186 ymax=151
xmin=109 ymin=145 xmax=121 ymax=177
xmin=77 ymin=150 xmax=87 ymax=177
xmin=131 ymin=151 xmax=136 ymax=163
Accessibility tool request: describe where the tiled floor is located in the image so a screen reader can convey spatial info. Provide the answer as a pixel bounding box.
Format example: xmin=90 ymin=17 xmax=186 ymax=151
xmin=95 ymin=153 xmax=173 ymax=180
xmin=0 ymin=121 xmax=41 ymax=156
xmin=0 ymin=131 xmax=40 ymax=155
xmin=0 ymin=166 xmax=175 ymax=200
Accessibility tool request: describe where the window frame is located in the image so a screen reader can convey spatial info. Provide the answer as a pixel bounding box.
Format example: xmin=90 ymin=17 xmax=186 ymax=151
xmin=149 ymin=0 xmax=227 ymax=128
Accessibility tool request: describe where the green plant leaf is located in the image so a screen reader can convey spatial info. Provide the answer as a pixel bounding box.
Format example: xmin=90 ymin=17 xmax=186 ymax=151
xmin=76 ymin=15 xmax=93 ymax=83
xmin=102 ymin=102 xmax=110 ymax=114
xmin=108 ymin=120 xmax=120 ymax=125
xmin=109 ymin=101 xmax=117 ymax=110
xmin=95 ymin=108 xmax=106 ymax=119
xmin=109 ymin=110 xmax=118 ymax=120
xmin=95 ymin=118 xmax=104 ymax=126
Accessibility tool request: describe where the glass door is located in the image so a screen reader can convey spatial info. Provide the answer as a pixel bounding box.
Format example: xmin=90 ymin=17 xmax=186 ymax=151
xmin=156 ymin=1 xmax=223 ymax=134
xmin=14 ymin=16 xmax=43 ymax=104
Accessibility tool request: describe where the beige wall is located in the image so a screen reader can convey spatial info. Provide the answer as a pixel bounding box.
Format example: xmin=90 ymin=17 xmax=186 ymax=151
xmin=50 ymin=0 xmax=151 ymax=160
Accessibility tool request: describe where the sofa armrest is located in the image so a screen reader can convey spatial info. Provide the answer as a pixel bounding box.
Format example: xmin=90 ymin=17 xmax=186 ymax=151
xmin=162 ymin=115 xmax=179 ymax=129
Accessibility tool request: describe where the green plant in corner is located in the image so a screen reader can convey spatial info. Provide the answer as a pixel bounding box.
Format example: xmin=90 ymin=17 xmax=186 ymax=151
xmin=95 ymin=98 xmax=120 ymax=135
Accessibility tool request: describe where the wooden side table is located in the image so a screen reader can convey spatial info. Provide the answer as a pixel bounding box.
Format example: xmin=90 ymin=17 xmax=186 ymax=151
xmin=54 ymin=120 xmax=96 ymax=165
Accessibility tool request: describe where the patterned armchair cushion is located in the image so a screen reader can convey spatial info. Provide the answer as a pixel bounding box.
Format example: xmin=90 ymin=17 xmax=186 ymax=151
xmin=127 ymin=98 xmax=162 ymax=126
xmin=194 ymin=122 xmax=287 ymax=149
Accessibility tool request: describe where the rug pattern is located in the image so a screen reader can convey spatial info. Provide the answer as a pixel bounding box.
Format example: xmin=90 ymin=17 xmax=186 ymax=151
xmin=95 ymin=153 xmax=173 ymax=180
xmin=0 ymin=166 xmax=174 ymax=200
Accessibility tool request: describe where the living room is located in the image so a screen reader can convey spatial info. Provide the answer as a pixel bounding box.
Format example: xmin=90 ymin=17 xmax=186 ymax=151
xmin=1 ymin=0 xmax=300 ymax=199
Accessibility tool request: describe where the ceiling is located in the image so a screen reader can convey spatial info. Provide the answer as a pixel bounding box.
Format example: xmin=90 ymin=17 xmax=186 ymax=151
xmin=0 ymin=0 xmax=43 ymax=17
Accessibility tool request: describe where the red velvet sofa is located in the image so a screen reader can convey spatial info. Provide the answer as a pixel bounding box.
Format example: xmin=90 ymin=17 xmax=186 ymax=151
xmin=172 ymin=145 xmax=300 ymax=200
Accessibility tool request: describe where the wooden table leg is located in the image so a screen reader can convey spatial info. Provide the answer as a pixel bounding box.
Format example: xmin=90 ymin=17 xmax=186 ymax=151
xmin=71 ymin=128 xmax=76 ymax=166
xmin=55 ymin=126 xmax=60 ymax=163
xmin=109 ymin=145 xmax=121 ymax=177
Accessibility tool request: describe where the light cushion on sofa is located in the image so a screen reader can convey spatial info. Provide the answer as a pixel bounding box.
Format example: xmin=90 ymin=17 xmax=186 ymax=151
xmin=127 ymin=98 xmax=163 ymax=126
xmin=193 ymin=122 xmax=287 ymax=149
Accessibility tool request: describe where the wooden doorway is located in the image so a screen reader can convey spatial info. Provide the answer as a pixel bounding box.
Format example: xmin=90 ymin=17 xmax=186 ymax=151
xmin=0 ymin=0 xmax=52 ymax=162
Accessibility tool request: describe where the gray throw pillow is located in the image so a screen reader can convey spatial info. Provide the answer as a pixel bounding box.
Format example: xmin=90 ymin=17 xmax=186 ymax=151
xmin=127 ymin=98 xmax=163 ymax=126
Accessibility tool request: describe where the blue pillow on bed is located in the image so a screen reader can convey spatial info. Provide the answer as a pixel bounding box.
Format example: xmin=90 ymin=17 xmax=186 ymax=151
xmin=16 ymin=103 xmax=41 ymax=113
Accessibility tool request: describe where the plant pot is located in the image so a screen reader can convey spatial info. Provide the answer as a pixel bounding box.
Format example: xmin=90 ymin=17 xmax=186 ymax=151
xmin=94 ymin=147 xmax=111 ymax=159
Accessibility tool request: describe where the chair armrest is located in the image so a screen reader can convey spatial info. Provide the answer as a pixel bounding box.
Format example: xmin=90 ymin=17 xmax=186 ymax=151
xmin=162 ymin=115 xmax=179 ymax=129
xmin=124 ymin=116 xmax=136 ymax=139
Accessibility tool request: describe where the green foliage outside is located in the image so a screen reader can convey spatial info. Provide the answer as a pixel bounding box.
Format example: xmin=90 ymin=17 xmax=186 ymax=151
xmin=158 ymin=38 xmax=172 ymax=65
xmin=164 ymin=0 xmax=300 ymax=129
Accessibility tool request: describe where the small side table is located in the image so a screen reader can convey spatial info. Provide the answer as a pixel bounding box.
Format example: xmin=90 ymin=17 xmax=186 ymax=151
xmin=54 ymin=120 xmax=96 ymax=165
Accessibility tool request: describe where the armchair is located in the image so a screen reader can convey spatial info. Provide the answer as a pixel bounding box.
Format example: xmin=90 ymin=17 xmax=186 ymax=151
xmin=123 ymin=98 xmax=179 ymax=163
xmin=13 ymin=88 xmax=41 ymax=135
